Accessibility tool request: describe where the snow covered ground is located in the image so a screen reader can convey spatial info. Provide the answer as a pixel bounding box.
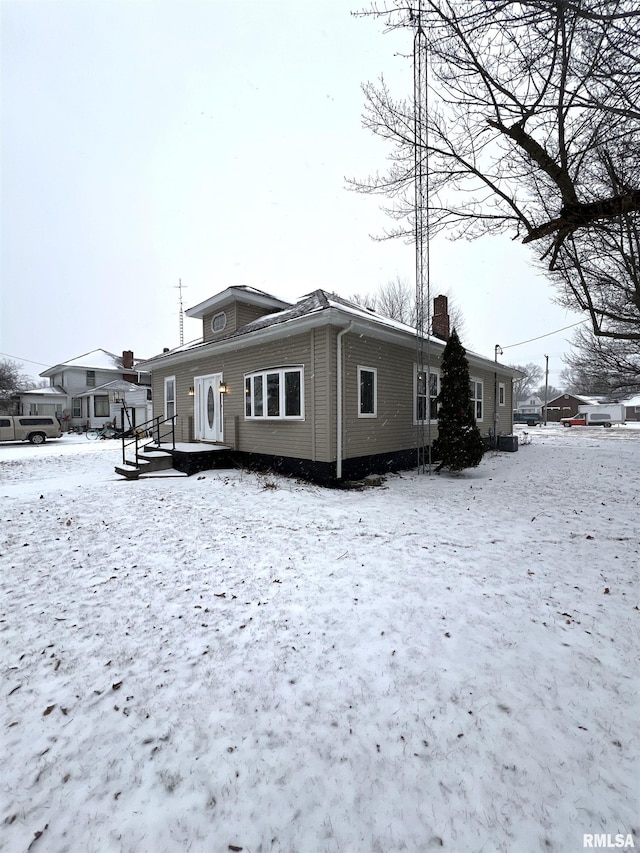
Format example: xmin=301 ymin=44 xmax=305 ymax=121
xmin=1 ymin=426 xmax=638 ymax=853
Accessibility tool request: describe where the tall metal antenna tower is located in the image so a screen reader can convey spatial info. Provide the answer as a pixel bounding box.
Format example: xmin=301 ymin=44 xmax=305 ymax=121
xmin=413 ymin=3 xmax=432 ymax=473
xmin=175 ymin=278 xmax=187 ymax=347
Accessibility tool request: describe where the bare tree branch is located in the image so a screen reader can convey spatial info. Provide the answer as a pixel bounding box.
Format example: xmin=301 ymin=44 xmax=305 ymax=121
xmin=350 ymin=0 xmax=640 ymax=347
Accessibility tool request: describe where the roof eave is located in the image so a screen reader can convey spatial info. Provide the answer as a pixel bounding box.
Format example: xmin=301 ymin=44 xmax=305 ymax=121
xmin=141 ymin=304 xmax=517 ymax=376
xmin=139 ymin=310 xmax=333 ymax=369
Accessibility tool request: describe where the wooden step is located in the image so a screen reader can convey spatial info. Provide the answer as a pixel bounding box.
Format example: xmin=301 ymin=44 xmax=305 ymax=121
xmin=114 ymin=465 xmax=141 ymax=480
xmin=136 ymin=453 xmax=174 ymax=471
xmin=115 ymin=455 xmax=172 ymax=479
xmin=115 ymin=452 xmax=187 ymax=479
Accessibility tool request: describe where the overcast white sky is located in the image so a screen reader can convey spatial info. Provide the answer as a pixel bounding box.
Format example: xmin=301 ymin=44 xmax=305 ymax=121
xmin=1 ymin=0 xmax=582 ymax=385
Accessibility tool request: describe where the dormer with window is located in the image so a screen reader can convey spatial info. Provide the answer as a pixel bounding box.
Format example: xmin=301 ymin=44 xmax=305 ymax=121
xmin=186 ymin=286 xmax=292 ymax=343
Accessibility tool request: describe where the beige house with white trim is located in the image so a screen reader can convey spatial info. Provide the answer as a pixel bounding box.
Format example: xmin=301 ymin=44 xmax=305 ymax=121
xmin=139 ymin=287 xmax=519 ymax=484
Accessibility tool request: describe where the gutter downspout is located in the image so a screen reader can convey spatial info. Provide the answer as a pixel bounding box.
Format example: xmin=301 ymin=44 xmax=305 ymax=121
xmin=336 ymin=322 xmax=354 ymax=481
xmin=493 ymin=372 xmax=498 ymax=449
xmin=493 ymin=345 xmax=502 ymax=450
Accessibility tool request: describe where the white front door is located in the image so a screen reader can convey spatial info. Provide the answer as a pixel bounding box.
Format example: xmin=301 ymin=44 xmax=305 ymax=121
xmin=194 ymin=374 xmax=224 ymax=442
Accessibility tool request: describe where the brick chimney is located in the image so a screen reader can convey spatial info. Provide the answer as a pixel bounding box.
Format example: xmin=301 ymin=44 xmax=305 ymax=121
xmin=122 ymin=350 xmax=135 ymax=382
xmin=431 ymin=295 xmax=450 ymax=341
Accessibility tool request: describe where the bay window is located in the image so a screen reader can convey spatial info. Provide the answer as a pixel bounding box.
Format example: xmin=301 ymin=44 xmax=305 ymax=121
xmin=245 ymin=367 xmax=303 ymax=420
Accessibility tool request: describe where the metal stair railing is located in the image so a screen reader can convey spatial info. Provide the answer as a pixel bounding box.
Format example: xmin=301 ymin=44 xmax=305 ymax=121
xmin=121 ymin=413 xmax=176 ymax=467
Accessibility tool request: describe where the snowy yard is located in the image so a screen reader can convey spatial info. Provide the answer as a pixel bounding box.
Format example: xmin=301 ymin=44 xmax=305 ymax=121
xmin=1 ymin=426 xmax=638 ymax=853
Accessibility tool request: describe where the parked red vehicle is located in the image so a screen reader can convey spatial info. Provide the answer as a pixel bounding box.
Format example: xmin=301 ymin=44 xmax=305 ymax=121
xmin=561 ymin=413 xmax=610 ymax=427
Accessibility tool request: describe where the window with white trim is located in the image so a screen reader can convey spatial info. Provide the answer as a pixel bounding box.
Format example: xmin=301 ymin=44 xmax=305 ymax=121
xmin=86 ymin=370 xmax=96 ymax=387
xmin=164 ymin=376 xmax=176 ymax=420
xmin=72 ymin=397 xmax=82 ymax=418
xmin=415 ymin=367 xmax=439 ymax=423
xmin=358 ymin=367 xmax=377 ymax=417
xmin=498 ymin=382 xmax=506 ymax=406
xmin=244 ymin=368 xmax=304 ymax=420
xmin=470 ymin=379 xmax=483 ymax=421
xmin=94 ymin=395 xmax=109 ymax=417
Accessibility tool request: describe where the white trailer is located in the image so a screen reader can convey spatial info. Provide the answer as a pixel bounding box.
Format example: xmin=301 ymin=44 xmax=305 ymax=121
xmin=561 ymin=404 xmax=626 ymax=427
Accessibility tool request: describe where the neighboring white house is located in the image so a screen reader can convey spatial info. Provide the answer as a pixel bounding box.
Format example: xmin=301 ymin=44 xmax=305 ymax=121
xmin=515 ymin=396 xmax=544 ymax=415
xmin=20 ymin=349 xmax=151 ymax=430
xmin=621 ymin=395 xmax=640 ymax=423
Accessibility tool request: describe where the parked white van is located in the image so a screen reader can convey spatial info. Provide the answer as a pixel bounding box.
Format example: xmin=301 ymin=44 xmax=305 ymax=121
xmin=561 ymin=404 xmax=626 ymax=428
xmin=0 ymin=415 xmax=62 ymax=444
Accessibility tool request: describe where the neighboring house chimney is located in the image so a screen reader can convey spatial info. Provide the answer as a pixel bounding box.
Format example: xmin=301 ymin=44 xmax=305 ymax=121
xmin=431 ymin=294 xmax=450 ymax=340
xmin=122 ymin=350 xmax=136 ymax=383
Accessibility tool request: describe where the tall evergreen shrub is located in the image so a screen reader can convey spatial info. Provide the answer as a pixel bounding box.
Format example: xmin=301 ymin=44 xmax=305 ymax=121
xmin=433 ymin=329 xmax=485 ymax=473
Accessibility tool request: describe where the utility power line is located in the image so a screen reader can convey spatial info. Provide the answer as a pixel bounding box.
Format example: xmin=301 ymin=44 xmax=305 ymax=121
xmin=501 ymin=319 xmax=586 ymax=351
xmin=0 ymin=351 xmax=51 ymax=368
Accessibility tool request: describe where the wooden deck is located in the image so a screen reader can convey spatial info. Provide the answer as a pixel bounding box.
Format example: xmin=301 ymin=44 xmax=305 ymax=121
xmin=115 ymin=442 xmax=233 ymax=479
